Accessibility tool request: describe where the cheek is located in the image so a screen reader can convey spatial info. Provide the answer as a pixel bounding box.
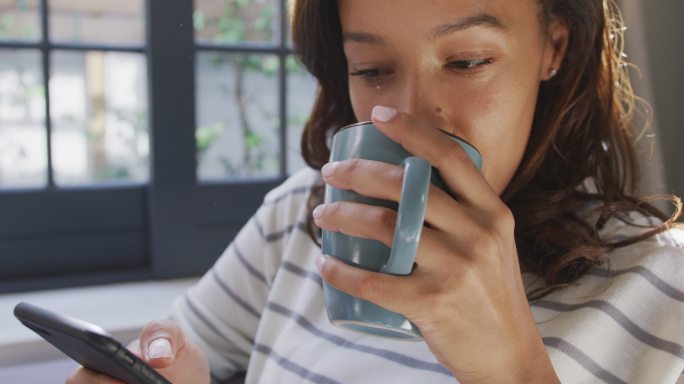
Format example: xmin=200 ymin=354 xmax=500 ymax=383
xmin=443 ymin=87 xmax=535 ymax=194
xmin=348 ymin=76 xmax=537 ymax=195
xmin=349 ymin=82 xmax=375 ymax=122
xmin=481 ymin=105 xmax=535 ymax=194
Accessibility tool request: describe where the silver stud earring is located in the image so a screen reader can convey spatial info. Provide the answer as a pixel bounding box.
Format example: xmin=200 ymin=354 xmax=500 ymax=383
xmin=375 ymin=84 xmax=381 ymax=90
xmin=549 ymin=67 xmax=558 ymax=79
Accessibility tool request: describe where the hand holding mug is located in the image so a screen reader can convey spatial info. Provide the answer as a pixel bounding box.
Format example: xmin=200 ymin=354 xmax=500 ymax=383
xmin=318 ymin=117 xmax=481 ymax=340
xmin=314 ymin=106 xmax=559 ymax=383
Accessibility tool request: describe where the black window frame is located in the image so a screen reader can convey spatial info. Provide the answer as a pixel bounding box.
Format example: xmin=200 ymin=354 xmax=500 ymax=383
xmin=0 ymin=0 xmax=294 ymax=293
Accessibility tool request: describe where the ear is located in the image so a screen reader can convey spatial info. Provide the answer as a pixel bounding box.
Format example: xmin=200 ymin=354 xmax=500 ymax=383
xmin=541 ymin=18 xmax=569 ymax=80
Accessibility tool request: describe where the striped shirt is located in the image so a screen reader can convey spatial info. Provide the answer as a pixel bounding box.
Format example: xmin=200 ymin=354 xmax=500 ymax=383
xmin=170 ymin=168 xmax=684 ymax=384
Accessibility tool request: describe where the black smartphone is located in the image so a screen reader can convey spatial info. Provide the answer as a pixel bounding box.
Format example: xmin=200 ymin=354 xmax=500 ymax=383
xmin=14 ymin=302 xmax=171 ymax=384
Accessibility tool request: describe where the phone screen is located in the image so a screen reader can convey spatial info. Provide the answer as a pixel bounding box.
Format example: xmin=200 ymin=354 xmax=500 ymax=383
xmin=14 ymin=302 xmax=171 ymax=384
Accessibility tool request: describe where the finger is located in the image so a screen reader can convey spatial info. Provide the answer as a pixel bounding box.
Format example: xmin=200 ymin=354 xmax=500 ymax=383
xmin=127 ymin=338 xmax=142 ymax=356
xmin=313 ymin=201 xmax=397 ymax=247
xmin=322 ymin=159 xmax=404 ymax=199
xmin=66 ymin=366 xmax=125 ymax=384
xmin=139 ymin=319 xmax=185 ymax=368
xmin=321 ymin=158 xmax=470 ymax=232
xmin=316 ymin=254 xmax=422 ymax=318
xmin=313 ymin=202 xmax=457 ymax=270
xmin=371 ymin=105 xmax=499 ymax=208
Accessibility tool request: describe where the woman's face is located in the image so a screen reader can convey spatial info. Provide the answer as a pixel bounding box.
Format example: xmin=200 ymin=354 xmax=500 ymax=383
xmin=338 ymin=0 xmax=566 ymax=194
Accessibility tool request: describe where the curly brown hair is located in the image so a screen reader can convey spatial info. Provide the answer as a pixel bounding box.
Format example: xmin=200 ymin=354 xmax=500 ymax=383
xmin=291 ymin=0 xmax=682 ymax=297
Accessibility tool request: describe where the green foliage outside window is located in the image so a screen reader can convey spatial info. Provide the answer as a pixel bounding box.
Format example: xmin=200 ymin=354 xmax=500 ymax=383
xmin=194 ymin=0 xmax=307 ymax=177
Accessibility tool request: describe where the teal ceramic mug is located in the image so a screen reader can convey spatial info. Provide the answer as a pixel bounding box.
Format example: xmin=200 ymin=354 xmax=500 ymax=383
xmin=322 ymin=121 xmax=483 ymax=340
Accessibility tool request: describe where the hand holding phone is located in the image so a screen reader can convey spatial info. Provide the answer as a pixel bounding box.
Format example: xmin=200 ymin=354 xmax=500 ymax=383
xmin=14 ymin=302 xmax=171 ymax=384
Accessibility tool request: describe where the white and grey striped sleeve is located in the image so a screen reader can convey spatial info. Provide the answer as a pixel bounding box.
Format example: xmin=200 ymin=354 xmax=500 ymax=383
xmin=168 ymin=219 xmax=273 ymax=381
xmin=533 ymin=225 xmax=684 ymax=383
xmin=169 ymin=169 xmax=320 ymax=382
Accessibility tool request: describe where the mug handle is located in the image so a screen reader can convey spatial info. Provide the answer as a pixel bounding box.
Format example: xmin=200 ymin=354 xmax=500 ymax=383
xmin=380 ymin=156 xmax=431 ymax=276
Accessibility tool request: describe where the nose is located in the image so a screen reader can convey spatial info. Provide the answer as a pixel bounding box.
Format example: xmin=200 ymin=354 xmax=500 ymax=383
xmin=392 ymin=72 xmax=448 ymax=130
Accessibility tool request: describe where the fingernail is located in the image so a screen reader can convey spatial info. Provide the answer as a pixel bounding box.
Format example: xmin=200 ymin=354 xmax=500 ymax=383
xmin=147 ymin=337 xmax=172 ymax=359
xmin=372 ymin=105 xmax=397 ymax=123
xmin=315 ymin=255 xmax=326 ymax=271
xmin=312 ymin=204 xmax=325 ymax=220
xmin=321 ymin=162 xmax=337 ymax=178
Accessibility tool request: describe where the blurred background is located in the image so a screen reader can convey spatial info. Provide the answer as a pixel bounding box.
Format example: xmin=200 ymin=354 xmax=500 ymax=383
xmin=0 ymin=0 xmax=318 ymax=294
xmin=0 ymin=0 xmax=681 ymax=294
xmin=0 ymin=0 xmax=681 ymax=380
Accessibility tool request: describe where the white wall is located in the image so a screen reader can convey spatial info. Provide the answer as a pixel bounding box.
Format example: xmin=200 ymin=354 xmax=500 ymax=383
xmin=637 ymin=1 xmax=684 ymax=200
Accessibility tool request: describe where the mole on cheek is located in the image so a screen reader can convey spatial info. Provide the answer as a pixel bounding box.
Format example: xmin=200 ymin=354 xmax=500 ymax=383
xmin=435 ymin=107 xmax=442 ymax=113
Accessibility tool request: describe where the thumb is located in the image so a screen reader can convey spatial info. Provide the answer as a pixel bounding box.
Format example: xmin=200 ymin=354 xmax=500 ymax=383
xmin=127 ymin=338 xmax=142 ymax=355
xmin=138 ymin=319 xmax=186 ymax=369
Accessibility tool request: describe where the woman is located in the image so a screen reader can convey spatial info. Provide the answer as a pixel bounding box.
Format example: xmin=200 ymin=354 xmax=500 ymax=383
xmin=69 ymin=0 xmax=683 ymax=383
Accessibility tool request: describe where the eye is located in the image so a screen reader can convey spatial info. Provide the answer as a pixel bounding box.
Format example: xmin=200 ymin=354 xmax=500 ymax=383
xmin=349 ymin=67 xmax=393 ymax=87
xmin=446 ymin=57 xmax=494 ymax=72
xmin=349 ymin=68 xmax=383 ymax=78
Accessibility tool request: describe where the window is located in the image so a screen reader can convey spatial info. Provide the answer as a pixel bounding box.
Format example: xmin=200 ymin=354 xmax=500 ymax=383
xmin=0 ymin=0 xmax=316 ymax=293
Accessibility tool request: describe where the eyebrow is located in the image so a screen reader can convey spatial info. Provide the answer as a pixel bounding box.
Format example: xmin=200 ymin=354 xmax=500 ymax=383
xmin=342 ymin=13 xmax=505 ymax=45
xmin=342 ymin=31 xmax=385 ymax=45
xmin=430 ymin=14 xmax=506 ymax=40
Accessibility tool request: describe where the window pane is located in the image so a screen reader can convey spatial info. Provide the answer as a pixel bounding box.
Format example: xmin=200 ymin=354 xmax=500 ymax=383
xmin=194 ymin=0 xmax=278 ymax=45
xmin=196 ymin=52 xmax=279 ymax=181
xmin=0 ymin=49 xmax=47 ymax=188
xmin=49 ymin=0 xmax=144 ymax=45
xmin=286 ymin=0 xmax=293 ymax=47
xmin=286 ymin=55 xmax=316 ymax=175
xmin=0 ymin=0 xmax=41 ymax=41
xmin=50 ymin=50 xmax=149 ymax=186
